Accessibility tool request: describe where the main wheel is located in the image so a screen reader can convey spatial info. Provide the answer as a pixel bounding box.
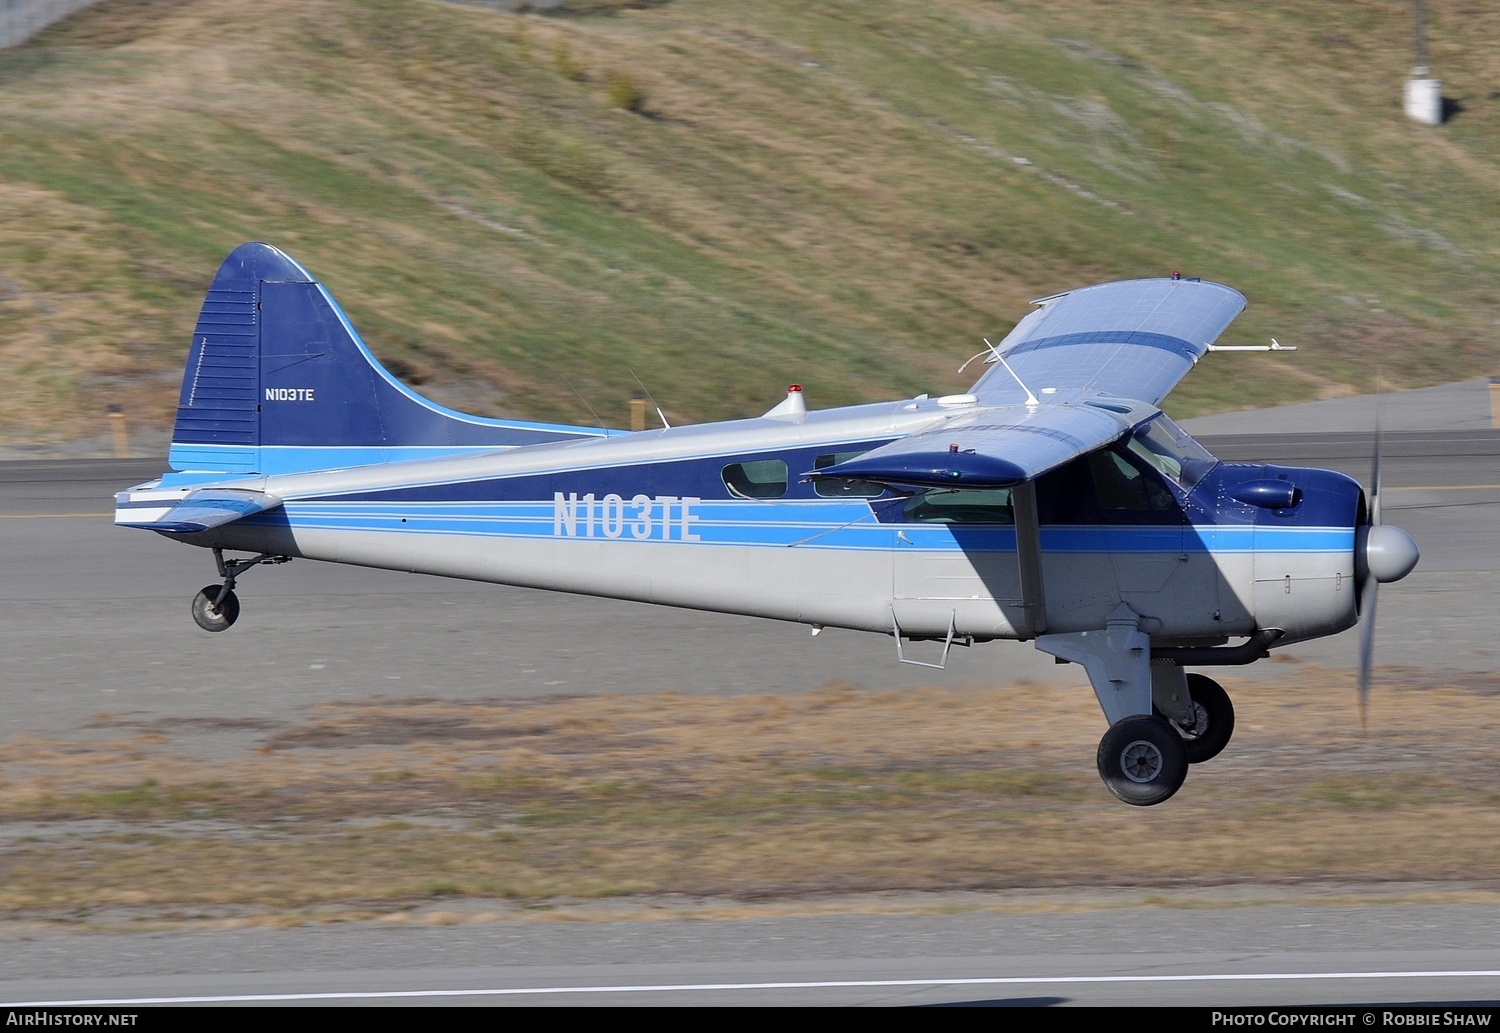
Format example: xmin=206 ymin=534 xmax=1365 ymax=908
xmin=1169 ymin=674 xmax=1235 ymax=764
xmin=191 ymin=585 xmax=240 ymax=632
xmin=1096 ymin=715 xmax=1188 ymax=806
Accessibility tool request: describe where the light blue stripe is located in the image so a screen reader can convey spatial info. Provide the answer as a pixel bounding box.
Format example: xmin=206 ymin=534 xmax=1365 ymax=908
xmin=168 ymin=439 xmax=621 ymax=477
xmin=261 ymin=501 xmax=1357 ymax=555
xmin=168 ymin=443 xmax=517 ymax=476
xmin=167 ymin=443 xmax=259 ymax=474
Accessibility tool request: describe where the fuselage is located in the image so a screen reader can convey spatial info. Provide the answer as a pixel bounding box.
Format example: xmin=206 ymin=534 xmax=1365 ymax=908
xmin=123 ymin=399 xmax=1364 ymax=650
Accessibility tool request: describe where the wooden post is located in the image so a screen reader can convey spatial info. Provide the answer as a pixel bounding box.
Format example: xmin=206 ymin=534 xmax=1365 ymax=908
xmin=107 ymin=403 xmax=128 ymax=458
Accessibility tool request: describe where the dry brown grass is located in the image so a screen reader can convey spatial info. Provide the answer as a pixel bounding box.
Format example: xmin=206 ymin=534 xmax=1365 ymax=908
xmin=3 ymin=667 xmax=1499 ymax=926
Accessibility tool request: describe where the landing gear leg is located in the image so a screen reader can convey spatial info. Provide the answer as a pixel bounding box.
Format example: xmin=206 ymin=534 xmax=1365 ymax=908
xmin=189 ymin=549 xmax=291 ymax=633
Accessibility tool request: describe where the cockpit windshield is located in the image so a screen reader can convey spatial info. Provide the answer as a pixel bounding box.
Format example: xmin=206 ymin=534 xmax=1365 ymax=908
xmin=1123 ymin=414 xmax=1218 ymax=490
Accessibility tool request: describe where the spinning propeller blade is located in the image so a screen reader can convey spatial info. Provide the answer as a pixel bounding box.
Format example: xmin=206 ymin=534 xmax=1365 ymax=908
xmin=1357 ymin=398 xmax=1383 ymax=727
xmin=1356 ymin=552 xmax=1378 ymax=729
xmin=1354 ymin=389 xmax=1419 ymax=729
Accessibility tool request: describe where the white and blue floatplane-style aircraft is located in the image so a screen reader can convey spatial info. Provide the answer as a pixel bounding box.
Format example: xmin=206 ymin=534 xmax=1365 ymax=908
xmin=116 ymin=242 xmax=1420 ymax=806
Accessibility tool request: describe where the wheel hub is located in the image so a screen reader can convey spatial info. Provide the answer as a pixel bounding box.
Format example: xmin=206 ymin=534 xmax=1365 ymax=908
xmin=1119 ymin=739 xmax=1164 ymax=783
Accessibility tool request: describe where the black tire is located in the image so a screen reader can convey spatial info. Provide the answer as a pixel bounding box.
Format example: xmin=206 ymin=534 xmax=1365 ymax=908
xmin=191 ymin=585 xmax=240 ymax=632
xmin=1096 ymin=715 xmax=1188 ymax=806
xmin=1171 ymin=674 xmax=1235 ymax=764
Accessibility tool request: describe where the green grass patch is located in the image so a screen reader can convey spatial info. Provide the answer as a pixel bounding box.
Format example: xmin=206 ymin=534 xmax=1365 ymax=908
xmin=3 ymin=0 xmax=1499 ymax=442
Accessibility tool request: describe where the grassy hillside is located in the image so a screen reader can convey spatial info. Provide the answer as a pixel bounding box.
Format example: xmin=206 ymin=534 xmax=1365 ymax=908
xmin=1 ymin=0 xmax=1497 ymax=448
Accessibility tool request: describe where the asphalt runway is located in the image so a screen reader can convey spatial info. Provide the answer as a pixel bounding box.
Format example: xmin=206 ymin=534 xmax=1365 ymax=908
xmin=1 ymin=384 xmax=1498 ymax=1007
xmin=4 ymin=905 xmax=1500 ymax=1006
xmin=1 ymin=430 xmax=1493 ymax=746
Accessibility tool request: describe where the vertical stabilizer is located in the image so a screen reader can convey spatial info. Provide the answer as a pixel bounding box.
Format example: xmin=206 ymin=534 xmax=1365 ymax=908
xmin=170 ymin=243 xmax=609 ymax=476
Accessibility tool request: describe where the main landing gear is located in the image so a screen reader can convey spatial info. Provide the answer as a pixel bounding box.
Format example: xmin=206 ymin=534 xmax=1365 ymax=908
xmin=1036 ymin=615 xmax=1240 ymax=806
xmin=1091 ymin=672 xmax=1237 ymax=805
xmin=1090 ymin=673 xmax=1237 ymax=806
xmin=190 ymin=549 xmax=291 ymax=632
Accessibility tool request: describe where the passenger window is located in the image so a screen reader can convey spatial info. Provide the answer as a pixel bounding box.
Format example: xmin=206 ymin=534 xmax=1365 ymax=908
xmin=813 ymin=451 xmax=884 ymax=499
xmin=902 ymin=487 xmax=1014 ymax=524
xmin=722 ymin=459 xmax=789 ymax=500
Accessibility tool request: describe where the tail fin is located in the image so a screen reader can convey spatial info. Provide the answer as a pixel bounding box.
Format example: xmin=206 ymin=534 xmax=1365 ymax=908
xmin=170 ymin=242 xmax=608 ymax=476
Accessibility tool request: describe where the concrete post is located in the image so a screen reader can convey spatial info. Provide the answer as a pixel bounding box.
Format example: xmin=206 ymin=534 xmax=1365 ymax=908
xmin=1404 ymin=71 xmax=1443 ymax=126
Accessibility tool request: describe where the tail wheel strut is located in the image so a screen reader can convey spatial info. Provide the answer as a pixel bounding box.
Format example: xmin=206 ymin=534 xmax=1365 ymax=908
xmin=189 ymin=549 xmax=291 ymax=633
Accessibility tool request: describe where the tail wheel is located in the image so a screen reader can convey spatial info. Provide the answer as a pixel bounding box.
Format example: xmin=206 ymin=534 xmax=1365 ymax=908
xmin=1096 ymin=715 xmax=1188 ymax=806
xmin=1172 ymin=674 xmax=1235 ymax=764
xmin=191 ymin=585 xmax=240 ymax=632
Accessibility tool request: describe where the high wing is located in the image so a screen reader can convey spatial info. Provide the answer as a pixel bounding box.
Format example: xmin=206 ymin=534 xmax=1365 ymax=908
xmin=971 ymin=277 xmax=1247 ymax=407
xmin=806 ymin=400 xmax=1138 ymax=488
xmin=812 ymin=277 xmax=1245 ymax=488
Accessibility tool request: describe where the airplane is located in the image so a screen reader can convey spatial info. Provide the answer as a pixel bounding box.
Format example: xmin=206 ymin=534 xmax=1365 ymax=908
xmin=115 ymin=242 xmax=1420 ymax=806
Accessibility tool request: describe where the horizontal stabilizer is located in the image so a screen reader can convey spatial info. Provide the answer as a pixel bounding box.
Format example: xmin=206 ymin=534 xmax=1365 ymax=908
xmin=114 ymin=488 xmax=282 ymax=534
xmin=809 ymin=402 xmax=1133 ymax=489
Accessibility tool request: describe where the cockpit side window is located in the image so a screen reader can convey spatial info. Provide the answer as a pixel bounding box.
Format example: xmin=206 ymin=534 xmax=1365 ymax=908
xmin=1035 ymin=458 xmax=1101 ymax=525
xmin=1036 ymin=448 xmax=1184 ymax=525
xmin=1089 ymin=450 xmax=1177 ymax=513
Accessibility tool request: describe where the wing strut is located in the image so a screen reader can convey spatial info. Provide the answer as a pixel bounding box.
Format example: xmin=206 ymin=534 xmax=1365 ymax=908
xmin=1012 ymin=480 xmax=1048 ymax=638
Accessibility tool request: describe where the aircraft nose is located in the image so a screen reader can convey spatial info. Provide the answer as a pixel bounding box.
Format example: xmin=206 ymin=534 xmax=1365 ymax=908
xmin=1363 ymin=524 xmax=1420 ymax=584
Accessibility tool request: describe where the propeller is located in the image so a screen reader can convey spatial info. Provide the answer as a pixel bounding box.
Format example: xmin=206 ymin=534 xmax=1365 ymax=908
xmin=1353 ymin=404 xmax=1420 ymax=727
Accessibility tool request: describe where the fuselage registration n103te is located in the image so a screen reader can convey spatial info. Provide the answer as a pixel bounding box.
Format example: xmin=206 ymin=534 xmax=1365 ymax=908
xmin=115 ymin=243 xmax=1419 ymax=806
